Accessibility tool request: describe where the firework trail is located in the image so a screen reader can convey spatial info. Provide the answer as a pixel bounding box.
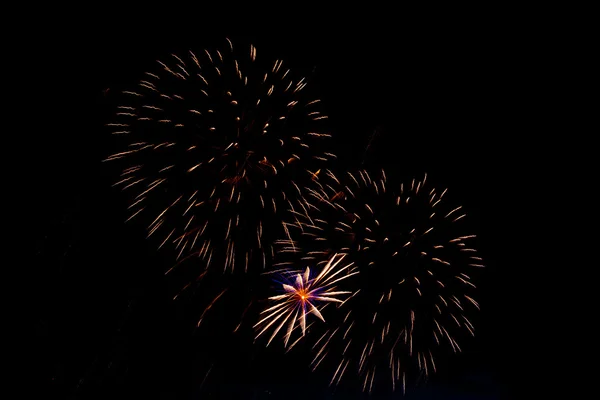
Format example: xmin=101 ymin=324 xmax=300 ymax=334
xmin=104 ymin=38 xmax=335 ymax=281
xmin=274 ymin=169 xmax=483 ymax=393
xmin=254 ymin=253 xmax=357 ymax=347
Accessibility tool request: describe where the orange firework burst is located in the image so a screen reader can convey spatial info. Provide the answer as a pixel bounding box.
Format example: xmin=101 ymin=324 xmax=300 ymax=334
xmin=274 ymin=169 xmax=484 ymax=394
xmin=254 ymin=253 xmax=357 ymax=347
xmin=104 ymin=38 xmax=335 ymax=280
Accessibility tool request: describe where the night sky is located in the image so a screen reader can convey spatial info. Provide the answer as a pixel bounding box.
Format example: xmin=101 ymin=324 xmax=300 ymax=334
xmin=30 ymin=15 xmax=538 ymax=399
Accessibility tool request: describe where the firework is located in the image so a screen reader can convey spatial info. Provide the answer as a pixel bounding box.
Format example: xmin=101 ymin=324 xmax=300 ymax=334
xmin=275 ymin=169 xmax=483 ymax=393
xmin=104 ymin=38 xmax=335 ymax=278
xmin=254 ymin=253 xmax=357 ymax=348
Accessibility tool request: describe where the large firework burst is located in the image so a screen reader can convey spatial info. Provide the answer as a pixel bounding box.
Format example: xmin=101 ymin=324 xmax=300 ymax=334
xmin=254 ymin=253 xmax=357 ymax=347
xmin=274 ymin=169 xmax=484 ymax=393
xmin=104 ymin=38 xmax=335 ymax=277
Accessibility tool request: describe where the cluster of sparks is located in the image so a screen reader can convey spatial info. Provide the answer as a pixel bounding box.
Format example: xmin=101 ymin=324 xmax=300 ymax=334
xmin=102 ymin=37 xmax=485 ymax=395
xmin=104 ymin=38 xmax=335 ymax=282
xmin=272 ymin=169 xmax=483 ymax=393
xmin=254 ymin=253 xmax=357 ymax=347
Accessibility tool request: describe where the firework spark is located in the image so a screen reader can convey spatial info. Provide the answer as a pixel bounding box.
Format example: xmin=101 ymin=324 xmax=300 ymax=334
xmin=104 ymin=38 xmax=335 ymax=281
xmin=254 ymin=253 xmax=357 ymax=347
xmin=275 ymin=169 xmax=483 ymax=393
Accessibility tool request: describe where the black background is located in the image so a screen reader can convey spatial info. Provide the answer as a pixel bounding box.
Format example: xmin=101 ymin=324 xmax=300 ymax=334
xmin=29 ymin=11 xmax=549 ymax=399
